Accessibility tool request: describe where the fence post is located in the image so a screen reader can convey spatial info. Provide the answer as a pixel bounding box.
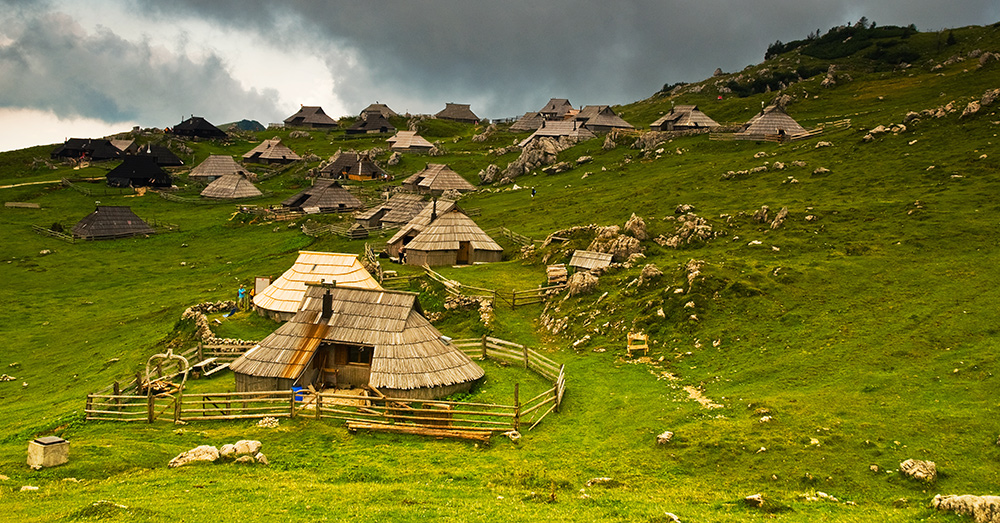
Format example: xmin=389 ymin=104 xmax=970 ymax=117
xmin=290 ymin=391 xmax=296 ymax=418
xmin=113 ymin=381 xmax=121 ymax=412
xmin=147 ymin=390 xmax=155 ymax=423
xmin=315 ymin=393 xmax=322 ymax=420
xmin=196 ymin=343 xmax=203 ymax=362
xmin=85 ymin=395 xmax=93 ymax=419
xmin=481 ymin=335 xmax=487 ymax=360
xmin=513 ymin=383 xmax=520 ymax=432
xmin=523 ymin=345 xmax=529 ymax=369
xmin=174 ymin=388 xmax=183 ymax=423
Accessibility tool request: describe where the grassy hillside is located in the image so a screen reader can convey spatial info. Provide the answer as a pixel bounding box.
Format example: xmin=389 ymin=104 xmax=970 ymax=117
xmin=1 ymin=22 xmax=999 ymax=522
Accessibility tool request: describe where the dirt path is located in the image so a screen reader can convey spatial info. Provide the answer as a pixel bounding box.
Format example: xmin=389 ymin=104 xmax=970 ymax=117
xmin=0 ymin=179 xmax=62 ymax=189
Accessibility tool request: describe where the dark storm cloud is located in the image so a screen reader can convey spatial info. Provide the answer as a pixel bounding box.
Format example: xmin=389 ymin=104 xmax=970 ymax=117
xmin=0 ymin=6 xmax=282 ymax=127
xmin=131 ymin=0 xmax=1000 ymax=118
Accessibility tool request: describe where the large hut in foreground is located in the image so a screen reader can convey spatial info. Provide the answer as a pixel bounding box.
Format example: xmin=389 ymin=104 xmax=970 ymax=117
xmin=403 ymin=209 xmax=503 ymax=266
xmin=72 ymin=205 xmax=154 ymax=240
xmin=232 ymin=283 xmax=484 ymax=399
xmin=734 ymin=104 xmax=809 ymax=141
xmin=253 ymin=251 xmax=381 ymax=321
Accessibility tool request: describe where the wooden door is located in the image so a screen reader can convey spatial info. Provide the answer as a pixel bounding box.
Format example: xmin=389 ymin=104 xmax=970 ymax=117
xmin=457 ymin=241 xmax=471 ymax=264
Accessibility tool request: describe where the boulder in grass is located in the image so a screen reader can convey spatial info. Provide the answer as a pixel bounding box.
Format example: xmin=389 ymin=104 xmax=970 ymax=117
xmin=168 ymin=445 xmax=219 ymax=468
xmin=900 ymin=459 xmax=937 ymax=482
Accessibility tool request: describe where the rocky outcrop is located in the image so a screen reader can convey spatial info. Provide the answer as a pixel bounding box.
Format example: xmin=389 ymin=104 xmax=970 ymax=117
xmin=220 ymin=440 xmax=262 ymax=459
xmin=638 ymin=264 xmax=662 ymax=286
xmin=587 ymin=226 xmax=643 ymax=262
xmin=655 ymin=213 xmax=715 ymax=248
xmin=501 ymin=137 xmax=562 ymax=184
xmin=471 ymin=124 xmax=497 ymax=143
xmin=624 ymin=213 xmax=648 ymax=240
xmin=478 ymin=164 xmax=501 ymax=184
xmin=934 ymin=495 xmax=1000 ymax=523
xmin=567 ymin=271 xmax=599 ymax=296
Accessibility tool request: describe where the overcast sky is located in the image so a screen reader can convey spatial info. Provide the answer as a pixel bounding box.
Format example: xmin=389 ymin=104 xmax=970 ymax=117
xmin=0 ymin=0 xmax=996 ymax=151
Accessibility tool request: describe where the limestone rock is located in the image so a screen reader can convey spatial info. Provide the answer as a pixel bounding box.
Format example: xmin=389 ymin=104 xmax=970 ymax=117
xmin=639 ymin=264 xmax=662 ymax=286
xmin=770 ymin=207 xmax=789 ymax=230
xmin=567 ymin=271 xmax=599 ymax=296
xmin=587 ymin=230 xmax=642 ymax=262
xmin=656 ymin=431 xmax=673 ymax=444
xmin=982 ymin=88 xmax=1000 ymax=108
xmin=542 ymin=161 xmax=572 ymax=175
xmin=753 ymin=206 xmax=770 ymax=223
xmin=168 ymin=445 xmax=220 ymax=468
xmin=900 ymin=459 xmax=937 ymax=482
xmin=478 ymin=164 xmax=501 ymax=184
xmin=815 ymin=141 xmax=833 ymax=148
xmin=624 ymin=213 xmax=648 ymax=240
xmin=387 ymin=151 xmax=402 ymax=166
xmin=576 ymin=155 xmax=593 ymax=165
xmin=255 ymin=452 xmax=269 ymax=465
xmin=745 ymin=493 xmax=764 ymax=507
xmin=934 ymin=494 xmax=1000 ymax=523
xmin=962 ymin=101 xmax=982 ymax=118
xmin=501 ymin=137 xmax=562 ymax=184
xmin=602 ymin=134 xmax=616 ymax=151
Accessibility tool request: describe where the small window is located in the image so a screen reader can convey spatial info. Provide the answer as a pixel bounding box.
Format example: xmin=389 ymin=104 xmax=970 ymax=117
xmin=347 ymin=345 xmax=372 ymax=365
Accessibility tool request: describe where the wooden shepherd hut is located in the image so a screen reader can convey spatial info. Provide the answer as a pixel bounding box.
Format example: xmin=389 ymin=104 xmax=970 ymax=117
xmin=403 ymin=209 xmax=503 ymax=266
xmin=189 ymin=155 xmax=251 ymax=183
xmin=200 ymin=173 xmax=262 ymax=199
xmin=735 ymin=104 xmax=808 ymax=141
xmin=346 ymin=113 xmax=396 ymax=135
xmin=577 ymin=105 xmax=635 ymax=134
xmin=243 ymin=138 xmax=301 ymax=164
xmin=509 ymin=111 xmax=545 ymax=132
xmin=134 ymin=143 xmax=183 ymax=166
xmin=169 ymin=116 xmax=228 ymax=139
xmin=650 ymin=105 xmax=720 ymax=131
xmin=387 ymin=130 xmax=434 ymax=152
xmin=232 ymin=283 xmax=485 ymax=399
xmin=386 ymin=199 xmax=457 ymax=257
xmin=434 ymin=103 xmax=479 ymax=123
xmin=282 ymin=179 xmax=362 ymax=213
xmin=539 ymin=98 xmax=575 ymax=120
xmin=51 ymin=138 xmax=122 ymax=161
xmin=319 ymin=151 xmax=386 ymax=181
xmin=401 ymin=164 xmax=476 ymax=195
xmin=517 ymin=120 xmax=595 ymax=148
xmin=355 ymin=193 xmax=426 ymax=230
xmin=72 ymin=205 xmax=155 ymax=240
xmin=284 ymin=105 xmax=339 ymax=129
xmin=106 ymin=156 xmax=172 ymax=188
xmin=360 ymin=103 xmax=398 ymax=119
xmin=253 ymin=251 xmax=381 ymax=321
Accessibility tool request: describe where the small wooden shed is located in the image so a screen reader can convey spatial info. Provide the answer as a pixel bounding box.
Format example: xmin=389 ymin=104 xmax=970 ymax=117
xmin=356 ymin=193 xmax=426 ymax=230
xmin=346 ymin=113 xmax=396 ymax=135
xmin=569 ymin=250 xmax=614 ymax=271
xmin=539 ymin=98 xmax=575 ymax=120
xmin=435 ymin=103 xmax=480 ymax=123
xmin=517 ymin=120 xmax=595 ymax=148
xmin=253 ymin=251 xmax=381 ymax=321
xmin=387 ymin=131 xmax=434 ymax=152
xmin=735 ymin=104 xmax=808 ymax=141
xmin=319 ymin=151 xmax=386 ymax=181
xmin=509 ymin=111 xmax=545 ymax=132
xmin=577 ymin=106 xmax=634 ymax=134
xmin=232 ymin=283 xmax=484 ymax=399
xmin=403 ymin=209 xmax=503 ymax=266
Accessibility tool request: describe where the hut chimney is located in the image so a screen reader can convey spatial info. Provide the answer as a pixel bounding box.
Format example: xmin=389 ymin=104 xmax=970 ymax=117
xmin=431 ymin=197 xmax=438 ymax=222
xmin=321 ymin=289 xmax=333 ymax=319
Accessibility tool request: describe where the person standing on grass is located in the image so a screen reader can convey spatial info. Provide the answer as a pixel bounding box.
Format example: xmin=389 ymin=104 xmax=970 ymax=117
xmin=531 ymin=187 xmax=536 ymax=198
xmin=238 ymin=284 xmax=246 ymax=310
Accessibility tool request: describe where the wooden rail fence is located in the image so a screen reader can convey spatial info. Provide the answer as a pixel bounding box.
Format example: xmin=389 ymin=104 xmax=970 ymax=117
xmin=85 ymin=336 xmax=566 ymax=439
xmin=31 ymin=224 xmax=76 ymax=243
xmin=486 ymin=226 xmax=532 ymax=246
xmin=422 ymin=266 xmax=566 ymax=309
xmin=61 ymin=178 xmax=133 ymax=197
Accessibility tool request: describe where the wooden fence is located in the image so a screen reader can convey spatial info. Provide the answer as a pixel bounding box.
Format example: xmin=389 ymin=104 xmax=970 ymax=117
xmin=85 ymin=335 xmax=566 ymax=440
xmin=302 ymin=221 xmax=368 ymax=239
xmin=422 ymin=265 xmax=566 ymax=309
xmin=31 ymin=224 xmax=76 ymax=243
xmin=487 ymin=226 xmax=532 ymax=246
xmin=159 ymin=191 xmax=272 ymax=204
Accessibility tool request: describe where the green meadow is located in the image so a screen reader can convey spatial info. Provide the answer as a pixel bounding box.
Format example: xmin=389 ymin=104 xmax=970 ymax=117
xmin=1 ymin=23 xmax=999 ymax=521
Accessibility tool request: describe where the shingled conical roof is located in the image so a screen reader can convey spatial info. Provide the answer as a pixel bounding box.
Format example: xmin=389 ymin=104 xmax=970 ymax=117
xmin=200 ymin=173 xmax=262 ymax=199
xmin=401 ymin=164 xmax=476 ymax=195
xmin=284 ymin=105 xmax=339 ymax=128
xmin=281 ymin=179 xmax=362 ymax=213
xmin=252 ymin=251 xmax=381 ymax=321
xmin=189 ymin=155 xmax=250 ymax=182
xmin=736 ymin=104 xmax=808 ymax=140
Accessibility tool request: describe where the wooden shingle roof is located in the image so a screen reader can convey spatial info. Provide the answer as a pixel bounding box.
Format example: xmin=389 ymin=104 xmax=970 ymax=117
xmin=387 ymin=199 xmax=457 ymax=246
xmin=346 ymin=113 xmax=396 ymax=134
xmin=358 ymin=193 xmax=428 ymax=226
xmin=736 ymin=105 xmax=808 ymax=139
xmin=387 ymin=130 xmax=434 ymax=151
xmin=233 ymin=284 xmax=484 ymax=390
xmin=650 ymin=105 xmax=720 ymax=129
xmin=435 ymin=103 xmax=479 ymax=123
xmin=402 ymin=164 xmax=476 ymax=194
xmin=282 ymin=179 xmax=362 ymax=213
xmin=510 ymin=112 xmax=545 ymax=132
xmin=189 ymin=155 xmax=250 ymax=181
xmin=539 ymin=98 xmax=574 ymax=119
xmin=135 ymin=143 xmax=184 ymax=166
xmin=404 ymin=210 xmax=502 ymax=254
xmin=72 ymin=205 xmax=155 ymax=240
xmin=517 ymin=120 xmax=596 ymax=147
xmin=170 ymin=116 xmax=227 ymax=139
xmin=284 ymin=106 xmax=339 ymax=128
xmin=200 ymin=173 xmax=262 ymax=199
xmin=243 ymin=138 xmax=301 ymax=163
xmin=360 ymin=103 xmax=398 ymax=118
xmin=252 ymin=251 xmax=381 ymax=317
xmin=569 ymin=250 xmax=614 ymax=270
xmin=579 ymin=106 xmax=634 ymax=131
xmin=319 ymin=151 xmax=386 ymax=179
